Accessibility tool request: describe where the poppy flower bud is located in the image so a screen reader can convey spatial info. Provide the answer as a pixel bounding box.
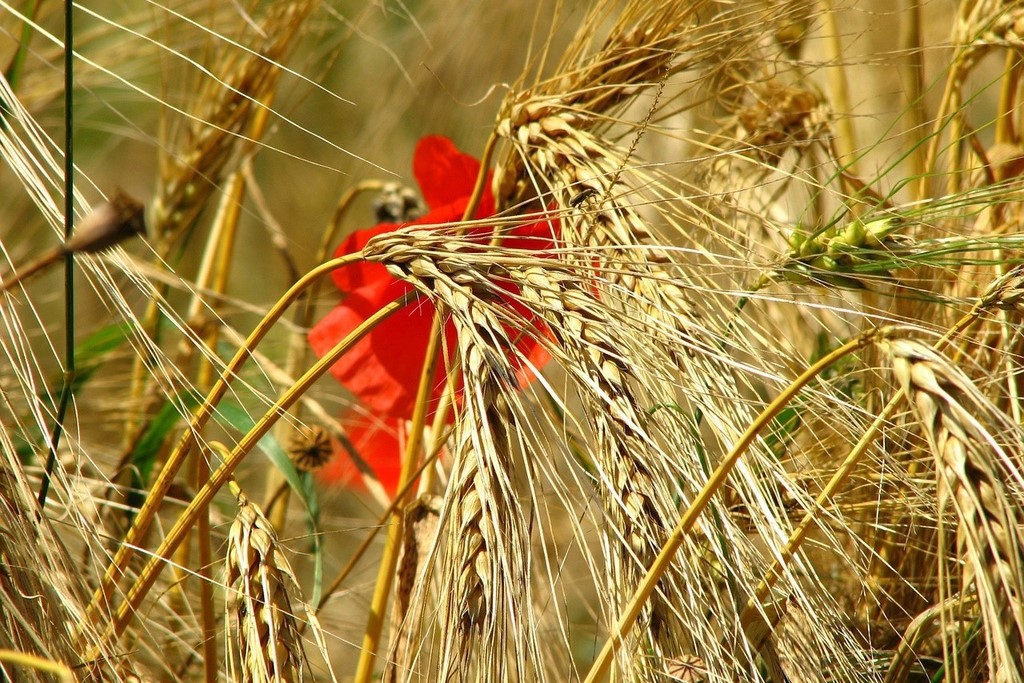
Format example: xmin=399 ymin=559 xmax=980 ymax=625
xmin=372 ymin=182 xmax=424 ymax=224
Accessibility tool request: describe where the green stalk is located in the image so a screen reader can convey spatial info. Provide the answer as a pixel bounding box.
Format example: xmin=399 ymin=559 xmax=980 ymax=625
xmin=37 ymin=0 xmax=75 ymax=511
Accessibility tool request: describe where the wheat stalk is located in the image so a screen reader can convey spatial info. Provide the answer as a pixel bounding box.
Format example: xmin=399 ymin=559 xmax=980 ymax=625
xmin=511 ymin=262 xmax=697 ymax=677
xmin=485 ymin=5 xmax=832 ymax=677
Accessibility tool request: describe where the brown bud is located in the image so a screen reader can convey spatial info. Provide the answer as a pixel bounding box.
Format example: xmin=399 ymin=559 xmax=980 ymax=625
xmin=62 ymin=189 xmax=146 ymax=255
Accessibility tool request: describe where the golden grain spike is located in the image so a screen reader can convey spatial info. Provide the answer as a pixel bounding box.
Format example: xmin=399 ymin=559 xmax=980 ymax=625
xmin=888 ymin=339 xmax=1024 ymax=682
xmin=152 ymin=1 xmax=316 ymax=247
xmin=364 ymin=227 xmax=539 ymax=682
xmin=225 ymin=483 xmax=310 ymax=683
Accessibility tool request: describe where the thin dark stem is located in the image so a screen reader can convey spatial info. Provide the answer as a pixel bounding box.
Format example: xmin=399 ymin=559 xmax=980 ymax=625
xmin=38 ymin=0 xmax=75 ymax=510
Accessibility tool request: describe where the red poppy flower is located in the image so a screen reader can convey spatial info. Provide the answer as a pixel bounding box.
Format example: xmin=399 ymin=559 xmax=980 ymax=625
xmin=309 ymin=135 xmax=558 ymax=493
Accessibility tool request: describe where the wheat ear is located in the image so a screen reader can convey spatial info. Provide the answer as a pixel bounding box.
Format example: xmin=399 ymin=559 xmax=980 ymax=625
xmin=226 ymin=480 xmax=335 ymax=683
xmin=511 ymin=263 xmax=702 ymax=676
xmin=151 ymin=0 xmax=315 ymax=248
xmin=887 ymin=338 xmax=1024 ymax=683
xmin=363 ymin=230 xmax=539 ymax=682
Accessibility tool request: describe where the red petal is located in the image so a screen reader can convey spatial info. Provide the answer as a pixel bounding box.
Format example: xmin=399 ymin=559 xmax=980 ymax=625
xmin=331 ymin=223 xmax=396 ymax=292
xmin=413 ymin=136 xmax=478 ymax=208
xmin=413 ymin=136 xmax=495 ymax=218
xmin=317 ymin=415 xmax=403 ymax=494
xmin=308 ymin=278 xmax=460 ymax=418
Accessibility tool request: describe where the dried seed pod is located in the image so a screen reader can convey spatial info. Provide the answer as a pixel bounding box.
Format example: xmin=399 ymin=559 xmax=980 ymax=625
xmin=287 ymin=425 xmax=332 ymax=472
xmin=2 ymin=190 xmax=146 ymax=293
xmin=63 ymin=190 xmax=146 ymax=255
